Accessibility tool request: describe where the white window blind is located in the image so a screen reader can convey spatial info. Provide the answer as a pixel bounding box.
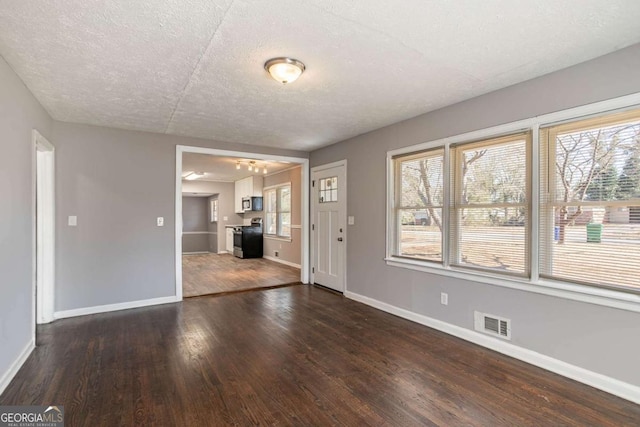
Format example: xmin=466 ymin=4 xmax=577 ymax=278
xmin=540 ymin=109 xmax=640 ymax=291
xmin=264 ymin=188 xmax=277 ymax=235
xmin=393 ymin=149 xmax=444 ymax=262
xmin=264 ymin=184 xmax=291 ymax=238
xmin=451 ymin=133 xmax=530 ymax=275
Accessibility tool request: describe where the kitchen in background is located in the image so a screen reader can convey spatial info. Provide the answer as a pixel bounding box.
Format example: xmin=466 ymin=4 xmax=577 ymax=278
xmin=181 ymin=154 xmax=302 ymax=297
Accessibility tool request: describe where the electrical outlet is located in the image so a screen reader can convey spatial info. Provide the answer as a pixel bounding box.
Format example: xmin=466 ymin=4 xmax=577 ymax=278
xmin=68 ymin=216 xmax=77 ymax=226
xmin=274 ymin=251 xmax=279 ymax=257
xmin=440 ymin=292 xmax=448 ymax=305
xmin=157 ymin=217 xmax=164 ymax=227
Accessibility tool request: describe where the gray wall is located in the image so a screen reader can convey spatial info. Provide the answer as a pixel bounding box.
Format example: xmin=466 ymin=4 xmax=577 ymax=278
xmin=0 ymin=58 xmax=52 ymax=382
xmin=52 ymin=121 xmax=307 ymax=311
xmin=182 ymin=180 xmax=241 ymax=253
xmin=263 ymin=166 xmax=302 ymax=266
xmin=310 ymin=43 xmax=640 ymax=387
xmin=181 ymin=196 xmax=209 ymax=253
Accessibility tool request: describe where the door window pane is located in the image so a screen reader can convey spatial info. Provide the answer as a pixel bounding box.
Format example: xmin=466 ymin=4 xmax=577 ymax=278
xmin=319 ymin=176 xmax=338 ymax=203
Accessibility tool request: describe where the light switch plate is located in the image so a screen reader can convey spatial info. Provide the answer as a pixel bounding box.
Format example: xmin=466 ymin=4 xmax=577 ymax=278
xmin=441 ymin=292 xmax=448 ymax=305
xmin=157 ymin=217 xmax=164 ymax=227
xmin=348 ymin=216 xmax=355 ymax=225
xmin=68 ymin=216 xmax=77 ymax=226
xmin=223 ymin=216 xmax=228 ymax=221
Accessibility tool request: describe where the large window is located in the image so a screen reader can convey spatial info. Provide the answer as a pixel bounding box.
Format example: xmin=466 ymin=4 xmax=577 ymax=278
xmin=391 ymin=133 xmax=530 ymax=276
xmin=452 ymin=134 xmax=530 ymax=275
xmin=540 ymin=109 xmax=640 ymax=291
xmin=264 ymin=184 xmax=291 ymax=238
xmin=388 ymin=105 xmax=640 ymax=295
xmin=393 ymin=149 xmax=444 ymax=262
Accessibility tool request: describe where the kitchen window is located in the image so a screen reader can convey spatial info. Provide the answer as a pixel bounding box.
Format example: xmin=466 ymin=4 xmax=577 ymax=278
xmin=264 ymin=183 xmax=291 ymax=238
xmin=386 ymin=98 xmax=640 ymax=302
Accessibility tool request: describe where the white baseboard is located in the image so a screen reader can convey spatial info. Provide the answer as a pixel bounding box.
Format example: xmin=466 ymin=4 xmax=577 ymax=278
xmin=344 ymin=290 xmax=640 ymax=405
xmin=218 ymin=250 xmax=229 ymax=254
xmin=0 ymin=338 xmax=35 ymax=396
xmin=263 ymin=255 xmax=301 ymax=269
xmin=182 ymin=251 xmax=209 ymax=255
xmin=54 ymin=296 xmax=179 ymax=320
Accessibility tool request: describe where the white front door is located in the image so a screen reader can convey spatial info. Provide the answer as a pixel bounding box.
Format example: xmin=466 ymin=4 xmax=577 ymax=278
xmin=311 ymin=162 xmax=346 ymax=292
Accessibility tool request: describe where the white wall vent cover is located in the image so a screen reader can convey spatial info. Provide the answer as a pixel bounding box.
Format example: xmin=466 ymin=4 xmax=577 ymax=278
xmin=474 ymin=311 xmax=511 ymax=340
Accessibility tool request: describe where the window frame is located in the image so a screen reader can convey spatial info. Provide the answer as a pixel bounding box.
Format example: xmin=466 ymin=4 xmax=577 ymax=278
xmin=391 ymin=148 xmax=445 ymax=264
xmin=264 ymin=182 xmax=292 ymax=240
xmin=385 ymin=92 xmax=640 ymax=313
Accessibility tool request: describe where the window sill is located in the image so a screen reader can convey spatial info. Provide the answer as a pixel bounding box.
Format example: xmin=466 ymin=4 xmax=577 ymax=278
xmin=264 ymin=235 xmax=292 ymax=243
xmin=384 ymin=256 xmax=640 ymax=313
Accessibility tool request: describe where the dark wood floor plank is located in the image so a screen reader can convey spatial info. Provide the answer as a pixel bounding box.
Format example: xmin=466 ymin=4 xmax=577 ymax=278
xmin=1 ymin=285 xmax=639 ymax=426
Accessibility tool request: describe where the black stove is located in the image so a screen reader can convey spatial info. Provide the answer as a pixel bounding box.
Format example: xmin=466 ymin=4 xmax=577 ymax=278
xmin=233 ymin=218 xmax=263 ymax=259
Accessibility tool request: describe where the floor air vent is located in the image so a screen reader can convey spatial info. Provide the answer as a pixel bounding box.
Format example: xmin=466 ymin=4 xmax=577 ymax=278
xmin=474 ymin=311 xmax=511 ymax=340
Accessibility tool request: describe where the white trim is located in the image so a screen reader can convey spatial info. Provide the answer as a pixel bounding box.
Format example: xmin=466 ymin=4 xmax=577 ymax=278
xmin=263 ymin=164 xmax=302 ymax=178
xmin=263 ymin=181 xmax=292 ymax=191
xmin=264 ymin=235 xmax=293 ymax=243
xmin=182 ymin=251 xmax=210 ymax=255
xmin=175 ymin=147 xmax=183 ymax=301
xmin=386 ymin=92 xmax=640 ymax=159
xmin=33 ymin=130 xmax=55 ymax=327
xmin=344 ymin=290 xmax=640 ymax=405
xmin=386 ymin=92 xmax=640 ymax=311
xmin=0 ymin=339 xmax=35 ymax=396
xmin=182 ymin=231 xmax=217 ymax=235
xmin=310 ymin=160 xmax=348 ymax=292
xmin=385 ymin=257 xmax=640 ymax=313
xmin=263 ymin=255 xmax=302 ymax=269
xmin=54 ymin=296 xmax=179 ymax=319
xmin=217 ymin=250 xmax=229 ymax=254
xmin=176 ymin=145 xmax=310 ymax=297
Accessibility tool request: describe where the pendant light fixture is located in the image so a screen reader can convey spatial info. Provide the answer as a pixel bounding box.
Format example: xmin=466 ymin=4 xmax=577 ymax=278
xmin=235 ymin=160 xmax=268 ymax=174
xmin=264 ymin=57 xmax=306 ymax=84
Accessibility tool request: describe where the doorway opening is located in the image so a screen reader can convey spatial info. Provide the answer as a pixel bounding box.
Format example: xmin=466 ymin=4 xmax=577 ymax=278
xmin=175 ymin=146 xmax=309 ymax=299
xmin=33 ymin=130 xmax=55 ymax=331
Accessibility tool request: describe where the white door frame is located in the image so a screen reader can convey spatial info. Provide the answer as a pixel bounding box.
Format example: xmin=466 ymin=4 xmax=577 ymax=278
xmin=175 ymin=145 xmax=310 ymax=300
xmin=32 ymin=130 xmax=55 ymax=329
xmin=310 ymin=159 xmax=347 ymax=292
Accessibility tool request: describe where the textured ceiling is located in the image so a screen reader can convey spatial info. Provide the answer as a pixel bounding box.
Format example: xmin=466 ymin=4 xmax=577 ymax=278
xmin=182 ymin=153 xmax=297 ymax=182
xmin=1 ymin=1 xmax=640 ymax=151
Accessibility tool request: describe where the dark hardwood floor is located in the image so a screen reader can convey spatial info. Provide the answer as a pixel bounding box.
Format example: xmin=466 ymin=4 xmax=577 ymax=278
xmin=2 ymin=285 xmax=638 ymax=426
xmin=182 ymin=253 xmax=301 ymax=297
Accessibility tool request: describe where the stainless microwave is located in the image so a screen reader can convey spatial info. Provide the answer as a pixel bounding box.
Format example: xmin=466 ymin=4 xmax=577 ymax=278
xmin=242 ymin=196 xmax=263 ymax=211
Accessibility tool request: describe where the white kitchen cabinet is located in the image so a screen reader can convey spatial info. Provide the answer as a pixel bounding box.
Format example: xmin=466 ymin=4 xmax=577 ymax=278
xmin=234 ymin=176 xmax=263 ymax=213
xmin=226 ymin=227 xmax=234 ymax=253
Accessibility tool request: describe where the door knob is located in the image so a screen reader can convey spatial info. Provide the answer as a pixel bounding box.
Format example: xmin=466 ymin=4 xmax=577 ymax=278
xmin=337 ymin=237 xmax=343 ymax=242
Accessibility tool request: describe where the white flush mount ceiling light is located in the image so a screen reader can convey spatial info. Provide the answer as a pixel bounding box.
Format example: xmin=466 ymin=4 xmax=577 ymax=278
xmin=184 ymin=171 xmax=205 ymax=181
xmin=264 ymin=57 xmax=306 ymax=84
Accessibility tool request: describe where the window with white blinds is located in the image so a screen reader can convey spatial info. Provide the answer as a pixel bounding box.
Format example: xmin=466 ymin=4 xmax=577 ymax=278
xmin=387 ymin=103 xmax=640 ymax=296
xmin=392 ymin=149 xmax=444 ymax=262
xmin=264 ymin=184 xmax=291 ymax=238
xmin=540 ymin=109 xmax=640 ymax=291
xmin=451 ymin=133 xmax=530 ymax=276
